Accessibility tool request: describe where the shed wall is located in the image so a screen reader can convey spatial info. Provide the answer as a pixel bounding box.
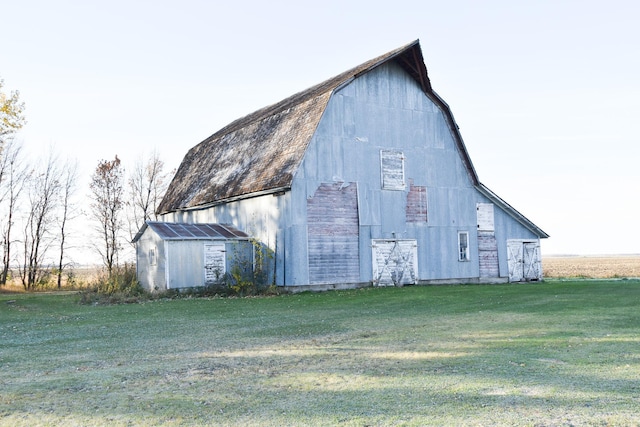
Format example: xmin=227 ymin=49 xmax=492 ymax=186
xmin=136 ymin=228 xmax=168 ymax=292
xmin=165 ymin=240 xmax=254 ymax=289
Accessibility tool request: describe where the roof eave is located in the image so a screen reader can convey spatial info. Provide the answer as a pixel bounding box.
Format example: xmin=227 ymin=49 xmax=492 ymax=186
xmin=476 ymin=183 xmax=549 ymax=239
xmin=164 ymin=185 xmax=291 ymax=215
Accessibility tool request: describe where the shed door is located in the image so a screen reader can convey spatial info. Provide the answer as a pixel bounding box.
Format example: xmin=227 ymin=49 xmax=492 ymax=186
xmin=307 ymin=182 xmax=360 ymax=284
xmin=372 ymin=239 xmax=418 ymax=286
xmin=507 ymin=240 xmax=542 ymax=282
xmin=204 ymin=243 xmax=226 ymax=284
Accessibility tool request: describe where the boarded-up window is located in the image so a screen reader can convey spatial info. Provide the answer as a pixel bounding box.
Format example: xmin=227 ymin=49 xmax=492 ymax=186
xmin=406 ymin=182 xmax=427 ymax=222
xmin=307 ymin=182 xmax=360 ymax=284
xmin=204 ymin=243 xmax=225 ymax=284
xmin=476 ymin=203 xmax=495 ymax=231
xmin=372 ymin=239 xmax=418 ymax=286
xmin=380 ymin=150 xmax=405 ymax=190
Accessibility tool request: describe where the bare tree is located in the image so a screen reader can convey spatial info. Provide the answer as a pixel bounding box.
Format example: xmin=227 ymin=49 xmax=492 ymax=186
xmin=21 ymin=150 xmax=62 ymax=289
xmin=0 ymin=141 xmax=29 ymax=285
xmin=89 ymin=156 xmax=124 ymax=275
xmin=56 ymin=159 xmax=79 ymax=288
xmin=127 ymin=150 xmax=169 ymax=241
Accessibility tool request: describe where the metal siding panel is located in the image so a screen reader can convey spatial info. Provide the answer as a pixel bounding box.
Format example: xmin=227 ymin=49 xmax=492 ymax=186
xmin=135 ymin=226 xmax=168 ymax=292
xmin=286 ymin=224 xmax=308 ymax=285
xmin=167 ymin=241 xmax=205 ymax=288
xmin=275 ymin=228 xmax=285 ymax=286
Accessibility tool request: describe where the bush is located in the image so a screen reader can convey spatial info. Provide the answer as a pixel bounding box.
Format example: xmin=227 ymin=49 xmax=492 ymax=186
xmin=222 ymin=238 xmax=275 ymax=296
xmin=79 ymin=263 xmax=144 ymax=305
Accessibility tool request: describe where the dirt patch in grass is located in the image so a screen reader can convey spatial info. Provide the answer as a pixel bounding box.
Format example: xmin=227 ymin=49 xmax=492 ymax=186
xmin=543 ymin=255 xmax=640 ymax=278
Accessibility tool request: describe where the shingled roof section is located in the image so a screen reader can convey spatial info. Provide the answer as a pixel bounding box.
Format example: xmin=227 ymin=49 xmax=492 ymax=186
xmin=157 ymin=40 xmax=477 ymax=214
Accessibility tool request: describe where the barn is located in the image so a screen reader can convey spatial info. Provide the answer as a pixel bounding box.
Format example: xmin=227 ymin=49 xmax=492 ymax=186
xmin=146 ymin=39 xmax=549 ymax=290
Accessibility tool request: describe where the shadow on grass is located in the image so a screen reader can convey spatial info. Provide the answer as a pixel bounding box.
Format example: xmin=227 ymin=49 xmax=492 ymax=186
xmin=2 ymin=280 xmax=640 ymax=425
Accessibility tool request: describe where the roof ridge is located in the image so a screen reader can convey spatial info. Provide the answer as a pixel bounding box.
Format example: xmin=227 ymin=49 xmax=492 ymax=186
xmin=200 ymin=40 xmax=420 ymax=144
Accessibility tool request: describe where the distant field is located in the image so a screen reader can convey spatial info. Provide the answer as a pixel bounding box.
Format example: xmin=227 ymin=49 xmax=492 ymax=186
xmin=543 ymin=255 xmax=640 ymax=278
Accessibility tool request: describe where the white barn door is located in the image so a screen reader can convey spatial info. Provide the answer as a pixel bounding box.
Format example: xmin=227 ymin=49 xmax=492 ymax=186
xmin=507 ymin=240 xmax=542 ymax=282
xmin=372 ymin=239 xmax=418 ymax=286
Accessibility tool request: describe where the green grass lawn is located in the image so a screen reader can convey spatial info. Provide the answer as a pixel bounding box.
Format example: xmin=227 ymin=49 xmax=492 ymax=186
xmin=1 ymin=280 xmax=639 ymax=426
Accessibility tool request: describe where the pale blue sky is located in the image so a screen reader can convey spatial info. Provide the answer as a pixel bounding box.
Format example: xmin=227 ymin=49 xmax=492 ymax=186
xmin=2 ymin=0 xmax=639 ymax=256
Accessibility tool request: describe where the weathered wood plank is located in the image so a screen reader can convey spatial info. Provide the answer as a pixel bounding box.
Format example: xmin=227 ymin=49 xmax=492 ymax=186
xmin=406 ymin=182 xmax=427 ymax=223
xmin=307 ymin=182 xmax=360 ymax=284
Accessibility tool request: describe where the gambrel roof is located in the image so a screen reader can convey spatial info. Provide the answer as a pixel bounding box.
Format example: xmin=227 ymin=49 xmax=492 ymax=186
xmin=157 ymin=40 xmax=477 ymax=213
xmin=157 ymin=40 xmax=548 ymax=239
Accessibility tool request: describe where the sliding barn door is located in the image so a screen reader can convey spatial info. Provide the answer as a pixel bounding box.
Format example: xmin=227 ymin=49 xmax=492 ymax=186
xmin=371 ymin=239 xmax=418 ymax=286
xmin=507 ymin=240 xmax=542 ymax=282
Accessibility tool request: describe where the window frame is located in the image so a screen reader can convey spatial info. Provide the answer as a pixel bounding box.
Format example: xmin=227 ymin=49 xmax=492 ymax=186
xmin=458 ymin=231 xmax=470 ymax=262
xmin=149 ymin=247 xmax=157 ymax=266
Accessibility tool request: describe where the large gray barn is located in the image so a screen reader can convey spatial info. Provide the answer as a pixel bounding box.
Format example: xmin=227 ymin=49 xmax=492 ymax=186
xmin=144 ymin=40 xmax=548 ymax=290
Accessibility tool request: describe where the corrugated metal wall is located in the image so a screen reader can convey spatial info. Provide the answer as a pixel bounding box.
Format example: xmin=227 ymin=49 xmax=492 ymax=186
xmin=136 ymin=229 xmax=167 ymax=292
xmin=159 ymin=60 xmax=542 ymax=286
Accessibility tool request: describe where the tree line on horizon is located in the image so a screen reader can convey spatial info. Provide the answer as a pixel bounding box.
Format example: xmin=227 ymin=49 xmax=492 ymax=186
xmin=1 ymin=77 xmax=170 ymax=290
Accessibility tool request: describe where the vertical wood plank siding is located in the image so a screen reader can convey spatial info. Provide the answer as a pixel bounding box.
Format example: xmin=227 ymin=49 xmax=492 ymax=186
xmin=477 ymin=203 xmax=499 ymax=278
xmin=478 ymin=231 xmax=499 ymax=277
xmin=307 ymin=182 xmax=360 ymax=284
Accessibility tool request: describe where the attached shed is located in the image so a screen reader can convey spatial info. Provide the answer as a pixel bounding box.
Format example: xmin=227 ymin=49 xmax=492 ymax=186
xmin=152 ymin=39 xmax=549 ymax=290
xmin=133 ymin=222 xmax=255 ymax=292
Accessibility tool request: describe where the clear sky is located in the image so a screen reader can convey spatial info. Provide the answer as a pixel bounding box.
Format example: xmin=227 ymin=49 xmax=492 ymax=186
xmin=2 ymin=0 xmax=639 ymax=257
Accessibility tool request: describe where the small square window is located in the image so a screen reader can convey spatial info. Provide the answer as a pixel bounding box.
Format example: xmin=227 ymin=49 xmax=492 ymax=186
xmin=458 ymin=232 xmax=469 ymax=262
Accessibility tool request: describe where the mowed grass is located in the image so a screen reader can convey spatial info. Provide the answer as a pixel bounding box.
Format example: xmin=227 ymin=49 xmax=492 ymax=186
xmin=1 ymin=281 xmax=640 ymax=426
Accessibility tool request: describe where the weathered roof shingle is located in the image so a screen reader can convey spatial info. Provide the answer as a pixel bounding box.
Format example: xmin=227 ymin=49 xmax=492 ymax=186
xmin=157 ymin=40 xmax=441 ymax=213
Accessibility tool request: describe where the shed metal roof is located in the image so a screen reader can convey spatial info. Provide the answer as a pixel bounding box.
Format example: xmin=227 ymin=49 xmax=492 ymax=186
xmin=132 ymin=221 xmax=249 ymax=243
